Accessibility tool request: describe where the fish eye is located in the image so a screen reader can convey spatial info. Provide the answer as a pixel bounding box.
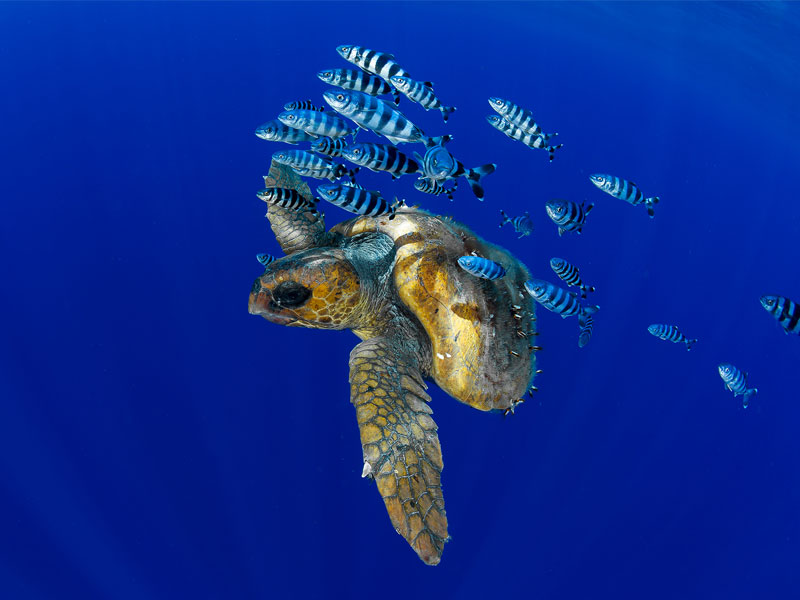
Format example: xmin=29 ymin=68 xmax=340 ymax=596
xmin=324 ymin=72 xmax=331 ymax=77
xmin=286 ymin=115 xmax=294 ymax=120
xmin=337 ymin=94 xmax=344 ymax=100
xmin=354 ymin=149 xmax=361 ymax=155
xmin=495 ymin=99 xmax=503 ymax=106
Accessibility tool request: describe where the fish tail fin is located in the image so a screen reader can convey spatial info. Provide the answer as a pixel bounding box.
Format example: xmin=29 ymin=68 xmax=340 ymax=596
xmin=686 ymin=338 xmax=698 ymax=351
xmin=440 ymin=106 xmax=457 ymax=122
xmin=447 ymin=180 xmax=458 ymax=202
xmin=391 ymin=89 xmax=401 ymax=105
xmin=584 ymin=202 xmax=595 ymax=216
xmin=499 ymin=209 xmax=510 ymax=227
xmin=646 ymin=196 xmax=659 ymax=218
xmin=743 ymin=388 xmax=758 ymax=409
xmin=425 ymin=134 xmax=453 ymax=147
xmin=546 ymin=143 xmax=564 ymax=162
xmin=580 ymin=284 xmax=594 ymax=298
xmin=465 ymin=163 xmax=497 ymax=201
xmin=343 ymin=166 xmax=359 ymax=183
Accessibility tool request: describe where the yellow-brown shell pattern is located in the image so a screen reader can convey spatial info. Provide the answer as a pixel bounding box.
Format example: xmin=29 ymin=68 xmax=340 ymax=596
xmin=332 ymin=208 xmax=537 ymax=411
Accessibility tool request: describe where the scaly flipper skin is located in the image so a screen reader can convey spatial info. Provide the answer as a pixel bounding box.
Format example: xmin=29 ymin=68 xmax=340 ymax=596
xmin=263 ymin=160 xmax=329 ymax=255
xmin=349 ymin=336 xmax=449 ymax=565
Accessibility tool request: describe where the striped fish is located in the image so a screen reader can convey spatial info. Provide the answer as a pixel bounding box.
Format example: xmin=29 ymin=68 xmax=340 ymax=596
xmin=488 ymin=97 xmax=557 ymax=140
xmin=549 ymin=258 xmax=594 ymax=298
xmin=283 ymin=100 xmax=324 ymax=111
xmin=415 ymin=142 xmax=496 ymax=200
xmin=257 ymin=253 xmax=276 ymax=267
xmin=310 ymin=137 xmax=348 ymax=157
xmin=390 ymin=76 xmax=456 ymax=122
xmin=277 ymin=109 xmax=355 ymax=140
xmin=272 ymin=150 xmax=347 ymax=179
xmin=545 ymin=199 xmax=593 ymax=236
xmin=590 ymin=174 xmax=659 ymax=218
xmin=414 ymin=178 xmax=457 ymax=201
xmin=647 ymin=324 xmax=697 ymax=350
xmin=486 ymin=115 xmax=562 ymax=162
xmin=457 ymin=256 xmax=506 ymax=280
xmin=316 ymin=183 xmax=398 ymax=218
xmin=524 ymin=278 xmax=599 ymax=319
xmin=256 ymin=187 xmax=318 ymax=212
xmin=760 ymin=294 xmax=800 ymax=335
xmin=718 ymin=363 xmax=758 ymax=408
xmin=317 ymin=68 xmax=398 ymax=103
xmin=254 ymin=120 xmax=317 ymax=145
xmin=291 ymin=165 xmax=358 ymax=182
xmin=578 ymin=313 xmax=594 ymax=348
xmin=499 ymin=210 xmax=534 ymax=238
xmin=322 ymin=89 xmax=445 ymax=147
xmin=336 ymin=45 xmax=409 ymax=102
xmin=341 ymin=143 xmax=420 ymax=179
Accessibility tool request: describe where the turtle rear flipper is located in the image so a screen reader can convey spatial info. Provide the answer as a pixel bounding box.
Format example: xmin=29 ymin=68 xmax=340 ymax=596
xmin=264 ymin=160 xmax=330 ymax=254
xmin=349 ymin=336 xmax=449 ymax=565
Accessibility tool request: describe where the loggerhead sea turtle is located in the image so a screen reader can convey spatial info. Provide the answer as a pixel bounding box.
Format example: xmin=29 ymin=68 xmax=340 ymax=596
xmin=249 ymin=161 xmax=538 ymax=565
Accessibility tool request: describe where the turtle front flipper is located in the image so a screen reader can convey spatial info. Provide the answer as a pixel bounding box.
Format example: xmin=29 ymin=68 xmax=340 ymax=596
xmin=349 ymin=336 xmax=449 ymax=565
xmin=263 ymin=160 xmax=330 ymax=255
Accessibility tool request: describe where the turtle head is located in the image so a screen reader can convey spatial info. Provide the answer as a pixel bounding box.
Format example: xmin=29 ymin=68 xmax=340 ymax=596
xmin=249 ymin=247 xmax=364 ymax=329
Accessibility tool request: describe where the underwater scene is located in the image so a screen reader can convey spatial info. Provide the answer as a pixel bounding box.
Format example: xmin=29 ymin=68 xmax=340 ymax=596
xmin=2 ymin=2 xmax=799 ymax=598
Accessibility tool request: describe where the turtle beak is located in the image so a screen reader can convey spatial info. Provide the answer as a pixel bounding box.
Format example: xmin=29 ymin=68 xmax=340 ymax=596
xmin=248 ymin=277 xmax=307 ymax=326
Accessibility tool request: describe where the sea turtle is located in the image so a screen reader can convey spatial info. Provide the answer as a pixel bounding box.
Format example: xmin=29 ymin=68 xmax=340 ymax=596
xmin=249 ymin=161 xmax=538 ymax=565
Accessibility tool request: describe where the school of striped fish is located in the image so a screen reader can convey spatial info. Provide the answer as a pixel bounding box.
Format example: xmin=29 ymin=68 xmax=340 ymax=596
xmin=254 ymin=43 xmax=797 ymax=410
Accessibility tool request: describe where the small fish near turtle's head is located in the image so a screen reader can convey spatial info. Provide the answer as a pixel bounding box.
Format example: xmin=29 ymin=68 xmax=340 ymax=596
xmin=423 ymin=146 xmax=456 ymax=181
xmin=271 ymin=150 xmax=291 ymax=165
xmin=249 ymin=247 xmax=366 ymax=330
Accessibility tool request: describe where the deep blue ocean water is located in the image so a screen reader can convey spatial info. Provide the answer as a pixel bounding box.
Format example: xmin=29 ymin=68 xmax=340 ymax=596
xmin=2 ymin=2 xmax=799 ymax=598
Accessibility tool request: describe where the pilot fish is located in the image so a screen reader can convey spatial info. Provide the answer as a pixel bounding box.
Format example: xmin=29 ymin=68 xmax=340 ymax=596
xmin=760 ymin=294 xmax=800 ymax=335
xmin=390 ymin=76 xmax=456 ymax=122
xmin=590 ymin=174 xmax=659 ymax=218
xmin=486 ymin=115 xmax=563 ymax=162
xmin=272 ymin=149 xmax=356 ymax=181
xmin=549 ymin=258 xmax=594 ymax=298
xmin=255 ymin=120 xmax=317 ymax=145
xmin=524 ymin=278 xmax=600 ymax=319
xmin=457 ymin=256 xmax=506 ymax=280
xmin=499 ymin=210 xmax=534 ymax=238
xmin=316 ymin=183 xmax=398 ymax=218
xmin=488 ymin=97 xmax=559 ymax=141
xmin=342 ymin=143 xmax=420 ymax=179
xmin=718 ymin=363 xmax=758 ymax=408
xmin=336 ymin=45 xmax=409 ymax=102
xmin=257 ymin=253 xmax=276 ymax=267
xmin=545 ymin=199 xmax=593 ymax=235
xmin=414 ymin=178 xmax=457 ymax=201
xmin=578 ymin=313 xmax=594 ymax=348
xmin=322 ymin=89 xmax=446 ymax=147
xmin=277 ymin=109 xmax=356 ymax=140
xmin=257 ymin=187 xmax=318 ymax=213
xmin=317 ymin=68 xmax=397 ymax=103
xmin=284 ymin=100 xmax=324 ymax=111
xmin=647 ymin=324 xmax=697 ymax=350
xmin=415 ymin=141 xmax=496 ymax=200
xmin=310 ymin=137 xmax=348 ymax=157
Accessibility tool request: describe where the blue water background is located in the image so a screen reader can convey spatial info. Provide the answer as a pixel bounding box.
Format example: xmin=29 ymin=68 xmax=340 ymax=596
xmin=2 ymin=2 xmax=799 ymax=598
